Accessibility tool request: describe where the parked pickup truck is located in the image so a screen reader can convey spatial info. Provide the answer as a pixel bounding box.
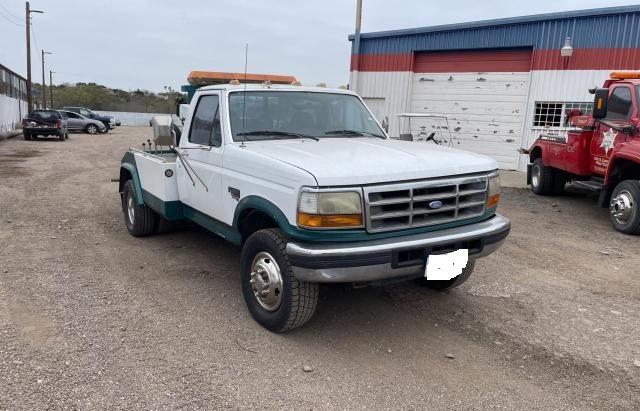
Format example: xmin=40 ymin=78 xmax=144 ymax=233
xmin=525 ymin=72 xmax=640 ymax=234
xmin=118 ymin=84 xmax=510 ymax=332
xmin=22 ymin=110 xmax=69 ymax=141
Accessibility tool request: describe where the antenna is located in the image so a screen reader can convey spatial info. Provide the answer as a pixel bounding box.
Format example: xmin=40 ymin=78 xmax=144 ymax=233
xmin=240 ymin=43 xmax=248 ymax=147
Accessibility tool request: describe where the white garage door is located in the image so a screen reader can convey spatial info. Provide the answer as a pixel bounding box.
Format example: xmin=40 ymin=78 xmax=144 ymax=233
xmin=410 ymin=48 xmax=532 ymax=170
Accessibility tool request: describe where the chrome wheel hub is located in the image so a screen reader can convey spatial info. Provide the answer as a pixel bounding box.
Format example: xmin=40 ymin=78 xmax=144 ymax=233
xmin=250 ymin=252 xmax=283 ymax=311
xmin=610 ymin=190 xmax=634 ymax=224
xmin=531 ymin=165 xmax=541 ymax=188
xmin=127 ymin=195 xmax=135 ymax=223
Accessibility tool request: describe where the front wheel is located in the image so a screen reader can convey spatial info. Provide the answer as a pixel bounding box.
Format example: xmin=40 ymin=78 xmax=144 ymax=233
xmin=24 ymin=132 xmax=31 ymax=141
xmin=241 ymin=228 xmax=318 ymax=332
xmin=122 ymin=179 xmax=158 ymax=236
xmin=609 ymin=180 xmax=640 ymax=234
xmin=86 ymin=124 xmax=98 ymax=134
xmin=417 ymin=260 xmax=476 ymax=290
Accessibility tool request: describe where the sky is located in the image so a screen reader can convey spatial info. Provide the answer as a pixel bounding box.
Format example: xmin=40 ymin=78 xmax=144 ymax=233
xmin=1 ymin=0 xmax=639 ymax=92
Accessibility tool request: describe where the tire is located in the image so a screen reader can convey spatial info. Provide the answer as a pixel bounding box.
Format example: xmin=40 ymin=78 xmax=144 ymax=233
xmin=122 ymin=179 xmax=158 ymax=236
xmin=417 ymin=260 xmax=476 ymax=290
xmin=24 ymin=132 xmax=31 ymax=141
xmin=65 ymin=131 xmax=69 ymax=140
xmin=608 ymin=180 xmax=640 ymax=235
xmin=240 ymin=228 xmax=319 ymax=332
xmin=58 ymin=132 xmax=65 ymax=141
xmin=530 ymin=158 xmax=555 ymax=195
xmin=100 ymin=123 xmax=109 ymax=133
xmin=86 ymin=124 xmax=98 ymax=134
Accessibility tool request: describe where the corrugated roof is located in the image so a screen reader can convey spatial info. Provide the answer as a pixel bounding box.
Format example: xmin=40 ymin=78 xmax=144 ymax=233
xmin=349 ymin=5 xmax=640 ymax=40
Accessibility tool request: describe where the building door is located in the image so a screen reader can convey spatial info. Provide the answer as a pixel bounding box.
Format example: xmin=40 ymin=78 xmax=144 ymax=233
xmin=410 ymin=48 xmax=532 ymax=170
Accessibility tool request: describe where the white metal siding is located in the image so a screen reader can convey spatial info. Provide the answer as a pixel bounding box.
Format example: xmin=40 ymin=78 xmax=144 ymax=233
xmin=350 ymin=71 xmax=412 ymax=138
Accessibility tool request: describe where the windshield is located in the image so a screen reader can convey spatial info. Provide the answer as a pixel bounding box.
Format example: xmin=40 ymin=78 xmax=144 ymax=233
xmin=228 ymin=91 xmax=385 ymax=141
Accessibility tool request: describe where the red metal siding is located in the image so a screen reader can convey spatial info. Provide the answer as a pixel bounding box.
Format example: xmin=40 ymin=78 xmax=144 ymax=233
xmin=413 ymin=49 xmax=533 ymax=73
xmin=350 ymin=53 xmax=412 ymax=72
xmin=532 ymin=48 xmax=640 ymax=70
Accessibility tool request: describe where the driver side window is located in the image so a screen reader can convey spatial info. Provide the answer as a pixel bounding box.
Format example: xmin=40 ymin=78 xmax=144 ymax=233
xmin=189 ymin=94 xmax=222 ymax=147
xmin=606 ymin=86 xmax=633 ymax=121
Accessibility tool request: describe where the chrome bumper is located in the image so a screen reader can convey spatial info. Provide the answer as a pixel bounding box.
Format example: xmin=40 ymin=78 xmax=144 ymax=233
xmin=286 ymin=214 xmax=510 ymax=283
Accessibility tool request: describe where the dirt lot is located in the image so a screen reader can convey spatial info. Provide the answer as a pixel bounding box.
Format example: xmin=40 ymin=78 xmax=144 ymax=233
xmin=0 ymin=127 xmax=639 ymax=409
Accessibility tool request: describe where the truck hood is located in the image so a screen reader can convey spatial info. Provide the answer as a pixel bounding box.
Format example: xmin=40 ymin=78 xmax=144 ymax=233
xmin=242 ymin=138 xmax=498 ymax=186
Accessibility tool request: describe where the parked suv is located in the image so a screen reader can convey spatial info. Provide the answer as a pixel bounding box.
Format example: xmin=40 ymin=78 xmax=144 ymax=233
xmin=22 ymin=110 xmax=69 ymax=141
xmin=63 ymin=107 xmax=112 ymax=131
xmin=61 ymin=110 xmax=107 ymax=134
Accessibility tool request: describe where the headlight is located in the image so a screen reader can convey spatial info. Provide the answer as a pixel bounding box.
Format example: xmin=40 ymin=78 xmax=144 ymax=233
xmin=297 ymin=190 xmax=363 ymax=229
xmin=487 ymin=174 xmax=500 ymax=209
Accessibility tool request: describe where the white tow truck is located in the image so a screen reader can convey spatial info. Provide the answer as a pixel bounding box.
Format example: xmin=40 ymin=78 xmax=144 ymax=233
xmin=119 ymin=84 xmax=510 ymax=332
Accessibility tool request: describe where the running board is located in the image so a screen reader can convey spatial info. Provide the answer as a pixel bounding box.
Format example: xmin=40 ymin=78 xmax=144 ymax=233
xmin=573 ymin=179 xmax=604 ymax=192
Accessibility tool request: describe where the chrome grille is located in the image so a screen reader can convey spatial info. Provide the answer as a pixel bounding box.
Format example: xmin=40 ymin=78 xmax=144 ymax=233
xmin=364 ymin=173 xmax=490 ymax=233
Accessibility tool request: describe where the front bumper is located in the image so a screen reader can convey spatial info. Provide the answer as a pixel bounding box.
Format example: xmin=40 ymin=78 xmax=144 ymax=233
xmin=286 ymin=214 xmax=510 ymax=283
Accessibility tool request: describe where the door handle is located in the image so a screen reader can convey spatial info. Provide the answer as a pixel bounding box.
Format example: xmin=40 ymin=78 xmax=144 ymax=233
xmin=181 ymin=151 xmax=189 ymax=157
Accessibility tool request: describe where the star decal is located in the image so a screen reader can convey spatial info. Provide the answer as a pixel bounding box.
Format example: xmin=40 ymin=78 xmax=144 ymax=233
xmin=600 ymin=129 xmax=618 ymax=155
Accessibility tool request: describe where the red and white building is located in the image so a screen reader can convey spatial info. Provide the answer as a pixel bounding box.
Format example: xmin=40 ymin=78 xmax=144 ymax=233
xmin=349 ymin=6 xmax=640 ymax=171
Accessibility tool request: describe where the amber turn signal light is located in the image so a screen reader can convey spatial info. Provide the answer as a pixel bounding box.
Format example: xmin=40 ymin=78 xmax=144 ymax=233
xmin=487 ymin=193 xmax=500 ymax=209
xmin=297 ymin=212 xmax=363 ymax=229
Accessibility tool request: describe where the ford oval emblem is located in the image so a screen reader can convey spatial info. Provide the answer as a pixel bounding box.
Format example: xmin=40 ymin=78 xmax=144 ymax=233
xmin=428 ymin=200 xmax=444 ymax=210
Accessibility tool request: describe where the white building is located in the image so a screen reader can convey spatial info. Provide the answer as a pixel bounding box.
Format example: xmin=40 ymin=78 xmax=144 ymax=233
xmin=349 ymin=6 xmax=640 ymax=171
xmin=0 ymin=64 xmax=28 ymax=134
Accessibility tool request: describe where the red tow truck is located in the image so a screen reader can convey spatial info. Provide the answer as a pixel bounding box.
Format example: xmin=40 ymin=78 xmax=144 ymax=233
xmin=526 ymin=72 xmax=640 ymax=234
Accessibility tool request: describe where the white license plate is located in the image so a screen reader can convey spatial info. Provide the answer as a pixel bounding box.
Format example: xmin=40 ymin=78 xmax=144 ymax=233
xmin=424 ymin=249 xmax=469 ymax=281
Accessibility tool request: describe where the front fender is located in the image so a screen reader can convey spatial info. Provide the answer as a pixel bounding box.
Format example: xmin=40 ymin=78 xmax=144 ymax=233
xmin=233 ymin=195 xmax=292 ymax=232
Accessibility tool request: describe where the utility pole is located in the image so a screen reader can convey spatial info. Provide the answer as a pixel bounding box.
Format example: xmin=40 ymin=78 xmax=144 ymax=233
xmin=49 ymin=70 xmax=54 ymax=108
xmin=25 ymin=2 xmax=44 ymax=112
xmin=352 ymin=0 xmax=363 ymax=93
xmin=41 ymin=50 xmax=52 ymax=109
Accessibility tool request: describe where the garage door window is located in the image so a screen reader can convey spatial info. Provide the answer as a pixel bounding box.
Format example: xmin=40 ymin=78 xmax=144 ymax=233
xmin=533 ymin=102 xmax=594 ymax=128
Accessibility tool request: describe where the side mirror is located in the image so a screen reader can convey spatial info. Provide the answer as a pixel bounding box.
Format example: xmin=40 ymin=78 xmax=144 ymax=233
xmin=593 ymin=88 xmax=608 ymax=119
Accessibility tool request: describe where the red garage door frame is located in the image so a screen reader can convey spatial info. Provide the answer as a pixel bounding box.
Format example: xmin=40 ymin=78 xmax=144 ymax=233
xmin=413 ymin=48 xmax=533 ymax=73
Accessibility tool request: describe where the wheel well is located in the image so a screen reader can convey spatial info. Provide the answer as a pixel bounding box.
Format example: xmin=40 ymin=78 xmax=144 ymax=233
xmin=609 ymin=159 xmax=640 ymax=183
xmin=119 ymin=168 xmax=132 ymax=193
xmin=529 ymin=146 xmax=542 ymax=162
xmin=238 ymin=209 xmax=279 ymax=243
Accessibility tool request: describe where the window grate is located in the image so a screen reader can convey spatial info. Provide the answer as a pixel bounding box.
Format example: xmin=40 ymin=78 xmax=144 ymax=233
xmin=533 ymin=101 xmax=594 ymax=128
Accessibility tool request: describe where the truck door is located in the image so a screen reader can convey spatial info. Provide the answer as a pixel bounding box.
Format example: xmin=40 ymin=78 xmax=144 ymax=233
xmin=176 ymin=92 xmax=224 ymax=219
xmin=590 ymin=84 xmax=635 ymax=175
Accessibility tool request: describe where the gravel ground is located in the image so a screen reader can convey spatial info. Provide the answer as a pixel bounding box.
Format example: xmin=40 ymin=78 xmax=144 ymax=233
xmin=1 ymin=127 xmax=639 ymax=409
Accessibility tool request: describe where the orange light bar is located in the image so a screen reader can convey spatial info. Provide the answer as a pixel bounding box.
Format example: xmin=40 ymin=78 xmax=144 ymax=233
xmin=610 ymin=71 xmax=640 ymax=80
xmin=487 ymin=194 xmax=500 ymax=209
xmin=297 ymin=212 xmax=363 ymax=229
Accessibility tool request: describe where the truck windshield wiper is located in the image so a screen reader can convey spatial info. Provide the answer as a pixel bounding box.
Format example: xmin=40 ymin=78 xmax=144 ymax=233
xmin=236 ymin=130 xmax=319 ymax=141
xmin=324 ymin=129 xmax=386 ymax=139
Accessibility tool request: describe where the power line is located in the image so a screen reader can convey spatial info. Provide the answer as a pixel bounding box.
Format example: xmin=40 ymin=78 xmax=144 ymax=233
xmin=0 ymin=8 xmax=23 ymax=26
xmin=31 ymin=21 xmax=40 ymax=56
xmin=0 ymin=2 xmax=21 ymax=20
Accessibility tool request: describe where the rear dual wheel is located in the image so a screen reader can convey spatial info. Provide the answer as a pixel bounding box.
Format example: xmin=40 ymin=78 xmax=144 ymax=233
xmin=122 ymin=180 xmax=158 ymax=236
xmin=530 ymin=159 xmax=565 ymax=195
